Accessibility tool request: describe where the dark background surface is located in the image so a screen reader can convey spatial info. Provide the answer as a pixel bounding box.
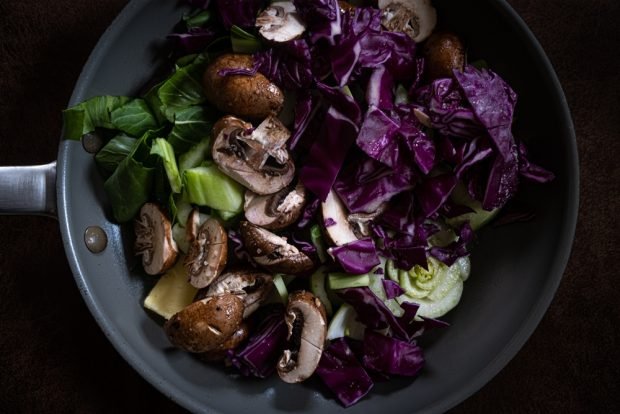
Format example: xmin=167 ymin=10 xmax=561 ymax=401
xmin=0 ymin=0 xmax=618 ymax=412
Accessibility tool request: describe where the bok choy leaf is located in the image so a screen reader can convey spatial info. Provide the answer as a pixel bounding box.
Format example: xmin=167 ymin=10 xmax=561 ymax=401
xmin=94 ymin=134 xmax=137 ymax=175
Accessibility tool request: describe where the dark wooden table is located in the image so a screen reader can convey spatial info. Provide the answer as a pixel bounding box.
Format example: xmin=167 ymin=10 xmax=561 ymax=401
xmin=1 ymin=0 xmax=618 ymax=412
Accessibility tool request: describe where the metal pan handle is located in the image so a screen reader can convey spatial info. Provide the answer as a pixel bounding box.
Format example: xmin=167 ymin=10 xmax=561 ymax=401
xmin=0 ymin=162 xmax=57 ymax=217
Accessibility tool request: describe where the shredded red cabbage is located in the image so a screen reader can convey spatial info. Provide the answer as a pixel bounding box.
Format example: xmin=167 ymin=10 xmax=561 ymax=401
xmin=228 ymin=306 xmax=287 ymax=378
xmin=330 ymin=238 xmax=380 ymax=274
xmin=316 ymin=338 xmax=374 ymax=408
xmin=362 ymin=330 xmax=424 ymax=377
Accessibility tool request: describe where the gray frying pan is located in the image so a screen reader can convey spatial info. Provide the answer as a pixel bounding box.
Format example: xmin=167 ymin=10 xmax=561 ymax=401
xmin=0 ymin=0 xmax=579 ymax=412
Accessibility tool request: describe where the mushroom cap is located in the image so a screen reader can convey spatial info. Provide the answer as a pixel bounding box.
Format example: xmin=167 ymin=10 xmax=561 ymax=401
xmin=256 ymin=1 xmax=306 ymax=43
xmin=277 ymin=291 xmax=328 ymax=383
xmin=134 ymin=203 xmax=179 ymax=275
xmin=203 ymin=53 xmax=284 ymax=120
xmin=198 ymin=322 xmax=250 ymax=362
xmin=423 ymin=31 xmax=466 ymax=80
xmin=378 ymin=0 xmax=437 ymax=43
xmin=164 ymin=294 xmax=244 ymax=353
xmin=321 ymin=190 xmax=359 ymax=246
xmin=184 ymin=218 xmax=228 ymax=289
xmin=244 ymin=181 xmax=307 ymax=230
xmin=212 ymin=115 xmax=295 ymax=196
xmin=239 ymin=221 xmax=314 ymax=274
xmin=197 ymin=268 xmax=274 ymax=318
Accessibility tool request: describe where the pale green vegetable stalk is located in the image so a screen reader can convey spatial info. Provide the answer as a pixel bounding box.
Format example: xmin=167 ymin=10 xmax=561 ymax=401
xmin=151 ymin=138 xmax=182 ymax=193
xmin=183 ymin=162 xmax=244 ymax=213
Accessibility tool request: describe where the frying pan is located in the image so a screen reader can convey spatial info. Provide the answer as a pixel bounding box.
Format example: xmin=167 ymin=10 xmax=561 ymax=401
xmin=0 ymin=0 xmax=579 ymax=412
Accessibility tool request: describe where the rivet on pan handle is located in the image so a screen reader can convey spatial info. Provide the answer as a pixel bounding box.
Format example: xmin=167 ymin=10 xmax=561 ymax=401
xmin=0 ymin=162 xmax=57 ymax=218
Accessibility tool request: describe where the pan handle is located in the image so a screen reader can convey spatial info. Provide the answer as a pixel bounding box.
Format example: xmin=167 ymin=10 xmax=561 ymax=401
xmin=0 ymin=162 xmax=57 ymax=217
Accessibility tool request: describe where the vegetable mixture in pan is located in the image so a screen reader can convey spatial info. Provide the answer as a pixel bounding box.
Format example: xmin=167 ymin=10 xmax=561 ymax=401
xmin=64 ymin=0 xmax=554 ymax=407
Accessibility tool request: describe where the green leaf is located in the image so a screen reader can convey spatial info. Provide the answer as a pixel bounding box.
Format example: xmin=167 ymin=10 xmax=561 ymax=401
xmin=63 ymin=96 xmax=130 ymax=140
xmin=183 ymin=10 xmax=212 ymax=29
xmin=94 ymin=134 xmax=137 ymax=174
xmin=156 ymin=57 xmax=208 ymax=120
xmin=167 ymin=106 xmax=216 ymax=154
xmin=151 ymin=138 xmax=182 ymax=193
xmin=110 ymin=98 xmax=159 ymax=137
xmin=231 ymin=25 xmax=262 ymax=54
xmin=102 ymin=129 xmax=162 ymax=223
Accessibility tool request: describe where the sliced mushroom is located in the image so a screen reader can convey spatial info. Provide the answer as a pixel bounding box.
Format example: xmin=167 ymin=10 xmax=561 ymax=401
xmin=256 ymin=1 xmax=306 ymax=43
xmin=134 ymin=203 xmax=179 ymax=275
xmin=423 ymin=31 xmax=466 ymax=80
xmin=203 ymin=53 xmax=284 ymax=120
xmin=196 ymin=269 xmax=274 ymax=318
xmin=184 ymin=218 xmax=228 ymax=289
xmin=277 ymin=291 xmax=327 ymax=383
xmin=378 ymin=0 xmax=437 ymax=43
xmin=320 ymin=190 xmax=359 ymax=246
xmin=185 ymin=208 xmax=210 ymax=244
xmin=198 ymin=322 xmax=250 ymax=362
xmin=347 ymin=204 xmax=387 ymax=238
xmin=239 ymin=221 xmax=314 ymax=274
xmin=244 ymin=181 xmax=307 ymax=230
xmin=164 ymin=294 xmax=244 ymax=353
xmin=212 ymin=115 xmax=295 ymax=195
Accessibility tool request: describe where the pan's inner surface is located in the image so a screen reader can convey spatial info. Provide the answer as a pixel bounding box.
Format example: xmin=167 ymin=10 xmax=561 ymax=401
xmin=57 ymin=0 xmax=578 ymax=413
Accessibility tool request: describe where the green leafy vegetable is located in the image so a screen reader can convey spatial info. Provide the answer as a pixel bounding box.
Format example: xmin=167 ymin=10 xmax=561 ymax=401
xmin=95 ymin=134 xmax=137 ymax=174
xmin=153 ymin=55 xmax=209 ymax=121
xmin=230 ymin=25 xmax=262 ymax=54
xmin=167 ymin=106 xmax=215 ymax=153
xmin=183 ymin=162 xmax=244 ymax=213
xmin=63 ymin=96 xmax=129 ymax=140
xmin=179 ymin=138 xmax=211 ymax=174
xmin=110 ymin=98 xmax=159 ymax=137
xmin=103 ymin=129 xmax=162 ymax=223
xmin=151 ymin=138 xmax=183 ymax=193
xmin=183 ymin=10 xmax=213 ymax=29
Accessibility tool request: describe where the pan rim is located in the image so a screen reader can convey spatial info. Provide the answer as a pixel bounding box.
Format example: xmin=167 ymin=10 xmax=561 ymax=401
xmin=56 ymin=0 xmax=579 ymax=412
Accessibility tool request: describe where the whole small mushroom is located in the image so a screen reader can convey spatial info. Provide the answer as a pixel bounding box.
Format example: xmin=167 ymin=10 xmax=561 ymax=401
xmin=212 ymin=115 xmax=295 ymax=195
xmin=164 ymin=294 xmax=244 ymax=353
xmin=203 ymin=53 xmax=284 ymax=120
xmin=244 ymin=181 xmax=307 ymax=230
xmin=184 ymin=218 xmax=228 ymax=289
xmin=423 ymin=31 xmax=466 ymax=80
xmin=378 ymin=0 xmax=437 ymax=43
xmin=277 ymin=291 xmax=328 ymax=383
xmin=239 ymin=221 xmax=314 ymax=274
xmin=256 ymin=1 xmax=306 ymax=43
xmin=134 ymin=203 xmax=179 ymax=275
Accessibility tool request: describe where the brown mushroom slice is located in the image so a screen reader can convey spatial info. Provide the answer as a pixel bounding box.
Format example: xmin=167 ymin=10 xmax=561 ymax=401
xmin=185 ymin=208 xmax=210 ymax=244
xmin=198 ymin=322 xmax=250 ymax=362
xmin=244 ymin=181 xmax=307 ymax=230
xmin=347 ymin=204 xmax=387 ymax=238
xmin=134 ymin=203 xmax=179 ymax=275
xmin=256 ymin=1 xmax=306 ymax=43
xmin=197 ymin=269 xmax=274 ymax=318
xmin=378 ymin=0 xmax=437 ymax=43
xmin=202 ymin=53 xmax=284 ymax=120
xmin=277 ymin=291 xmax=327 ymax=383
xmin=423 ymin=31 xmax=466 ymax=80
xmin=164 ymin=294 xmax=244 ymax=353
xmin=184 ymin=218 xmax=228 ymax=289
xmin=321 ymin=190 xmax=359 ymax=246
xmin=239 ymin=221 xmax=314 ymax=274
xmin=212 ymin=115 xmax=295 ymax=195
